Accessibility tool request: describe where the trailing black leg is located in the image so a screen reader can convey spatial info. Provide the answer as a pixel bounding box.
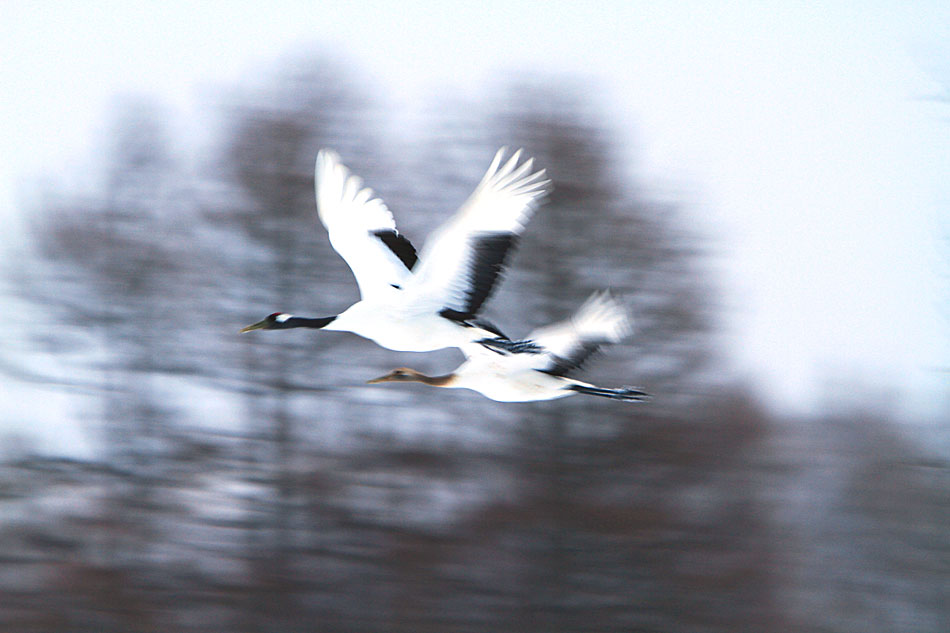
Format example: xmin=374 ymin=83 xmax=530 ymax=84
xmin=569 ymin=384 xmax=650 ymax=402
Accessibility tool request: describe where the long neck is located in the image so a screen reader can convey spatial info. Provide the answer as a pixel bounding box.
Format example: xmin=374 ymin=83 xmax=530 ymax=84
xmin=280 ymin=315 xmax=337 ymax=330
xmin=413 ymin=373 xmax=457 ymax=387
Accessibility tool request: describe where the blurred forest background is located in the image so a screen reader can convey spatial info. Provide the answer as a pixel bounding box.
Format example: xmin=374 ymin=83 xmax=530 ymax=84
xmin=1 ymin=55 xmax=947 ymax=633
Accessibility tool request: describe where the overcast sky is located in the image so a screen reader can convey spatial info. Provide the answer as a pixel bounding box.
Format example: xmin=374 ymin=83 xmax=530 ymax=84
xmin=1 ymin=1 xmax=947 ymax=441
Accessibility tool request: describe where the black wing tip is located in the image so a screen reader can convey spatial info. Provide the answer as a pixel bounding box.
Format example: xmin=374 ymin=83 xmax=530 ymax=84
xmin=372 ymin=229 xmax=418 ymax=270
xmin=478 ymin=338 xmax=543 ymax=354
xmin=540 ymin=342 xmax=604 ymax=378
xmin=460 ymin=232 xmax=519 ymax=316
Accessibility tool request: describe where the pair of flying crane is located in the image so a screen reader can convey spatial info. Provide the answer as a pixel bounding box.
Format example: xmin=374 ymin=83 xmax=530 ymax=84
xmin=241 ymin=148 xmax=648 ymax=404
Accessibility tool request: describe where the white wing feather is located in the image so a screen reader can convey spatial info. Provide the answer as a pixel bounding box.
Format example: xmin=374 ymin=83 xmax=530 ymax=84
xmin=511 ymin=291 xmax=631 ymax=371
xmin=460 ymin=291 xmax=630 ymax=372
xmin=406 ymin=148 xmax=550 ymax=313
xmin=530 ymin=291 xmax=630 ymax=354
xmin=315 ymin=150 xmax=414 ymax=299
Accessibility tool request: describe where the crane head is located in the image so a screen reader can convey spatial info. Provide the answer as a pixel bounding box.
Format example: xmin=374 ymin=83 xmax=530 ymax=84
xmin=240 ymin=312 xmax=291 ymax=333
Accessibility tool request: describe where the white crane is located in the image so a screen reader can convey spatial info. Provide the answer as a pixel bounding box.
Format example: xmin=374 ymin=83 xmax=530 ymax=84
xmin=241 ymin=148 xmax=550 ymax=352
xmin=367 ymin=291 xmax=650 ymax=402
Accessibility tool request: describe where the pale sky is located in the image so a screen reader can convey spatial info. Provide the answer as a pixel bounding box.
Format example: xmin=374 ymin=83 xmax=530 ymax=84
xmin=1 ymin=1 xmax=947 ymax=444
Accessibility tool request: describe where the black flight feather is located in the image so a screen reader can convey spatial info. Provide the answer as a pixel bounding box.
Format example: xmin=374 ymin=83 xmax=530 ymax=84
xmin=372 ymin=229 xmax=418 ymax=271
xmin=540 ymin=341 xmax=604 ymax=377
xmin=438 ymin=309 xmax=508 ymax=339
xmin=461 ymin=232 xmax=518 ymax=316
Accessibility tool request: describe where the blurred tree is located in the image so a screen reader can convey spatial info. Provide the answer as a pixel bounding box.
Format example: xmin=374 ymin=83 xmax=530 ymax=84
xmin=6 ymin=53 xmax=946 ymax=633
xmin=17 ymin=96 xmax=192 ymax=452
xmin=204 ymin=55 xmax=391 ymax=631
xmin=486 ymin=81 xmax=718 ymax=409
xmin=438 ymin=81 xmax=719 ymax=630
xmin=9 ymin=95 xmax=193 ymax=630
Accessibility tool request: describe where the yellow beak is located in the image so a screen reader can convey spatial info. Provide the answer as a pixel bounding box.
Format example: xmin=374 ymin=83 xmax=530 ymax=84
xmin=239 ymin=319 xmax=269 ymax=333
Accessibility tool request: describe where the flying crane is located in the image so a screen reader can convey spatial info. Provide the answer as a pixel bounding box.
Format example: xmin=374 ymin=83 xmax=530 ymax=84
xmin=367 ymin=291 xmax=650 ymax=403
xmin=241 ymin=148 xmax=549 ymax=353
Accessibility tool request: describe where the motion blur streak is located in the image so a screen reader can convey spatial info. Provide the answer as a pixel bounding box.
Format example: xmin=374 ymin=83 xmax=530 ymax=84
xmin=1 ymin=55 xmax=946 ymax=633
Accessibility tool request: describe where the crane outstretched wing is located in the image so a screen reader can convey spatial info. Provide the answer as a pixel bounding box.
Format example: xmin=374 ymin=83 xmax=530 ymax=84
xmin=406 ymin=148 xmax=550 ymax=319
xmin=528 ymin=291 xmax=631 ymax=376
xmin=315 ymin=150 xmax=417 ymax=299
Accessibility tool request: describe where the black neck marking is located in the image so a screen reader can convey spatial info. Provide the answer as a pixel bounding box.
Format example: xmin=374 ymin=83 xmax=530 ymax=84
xmin=280 ymin=315 xmax=337 ymax=329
